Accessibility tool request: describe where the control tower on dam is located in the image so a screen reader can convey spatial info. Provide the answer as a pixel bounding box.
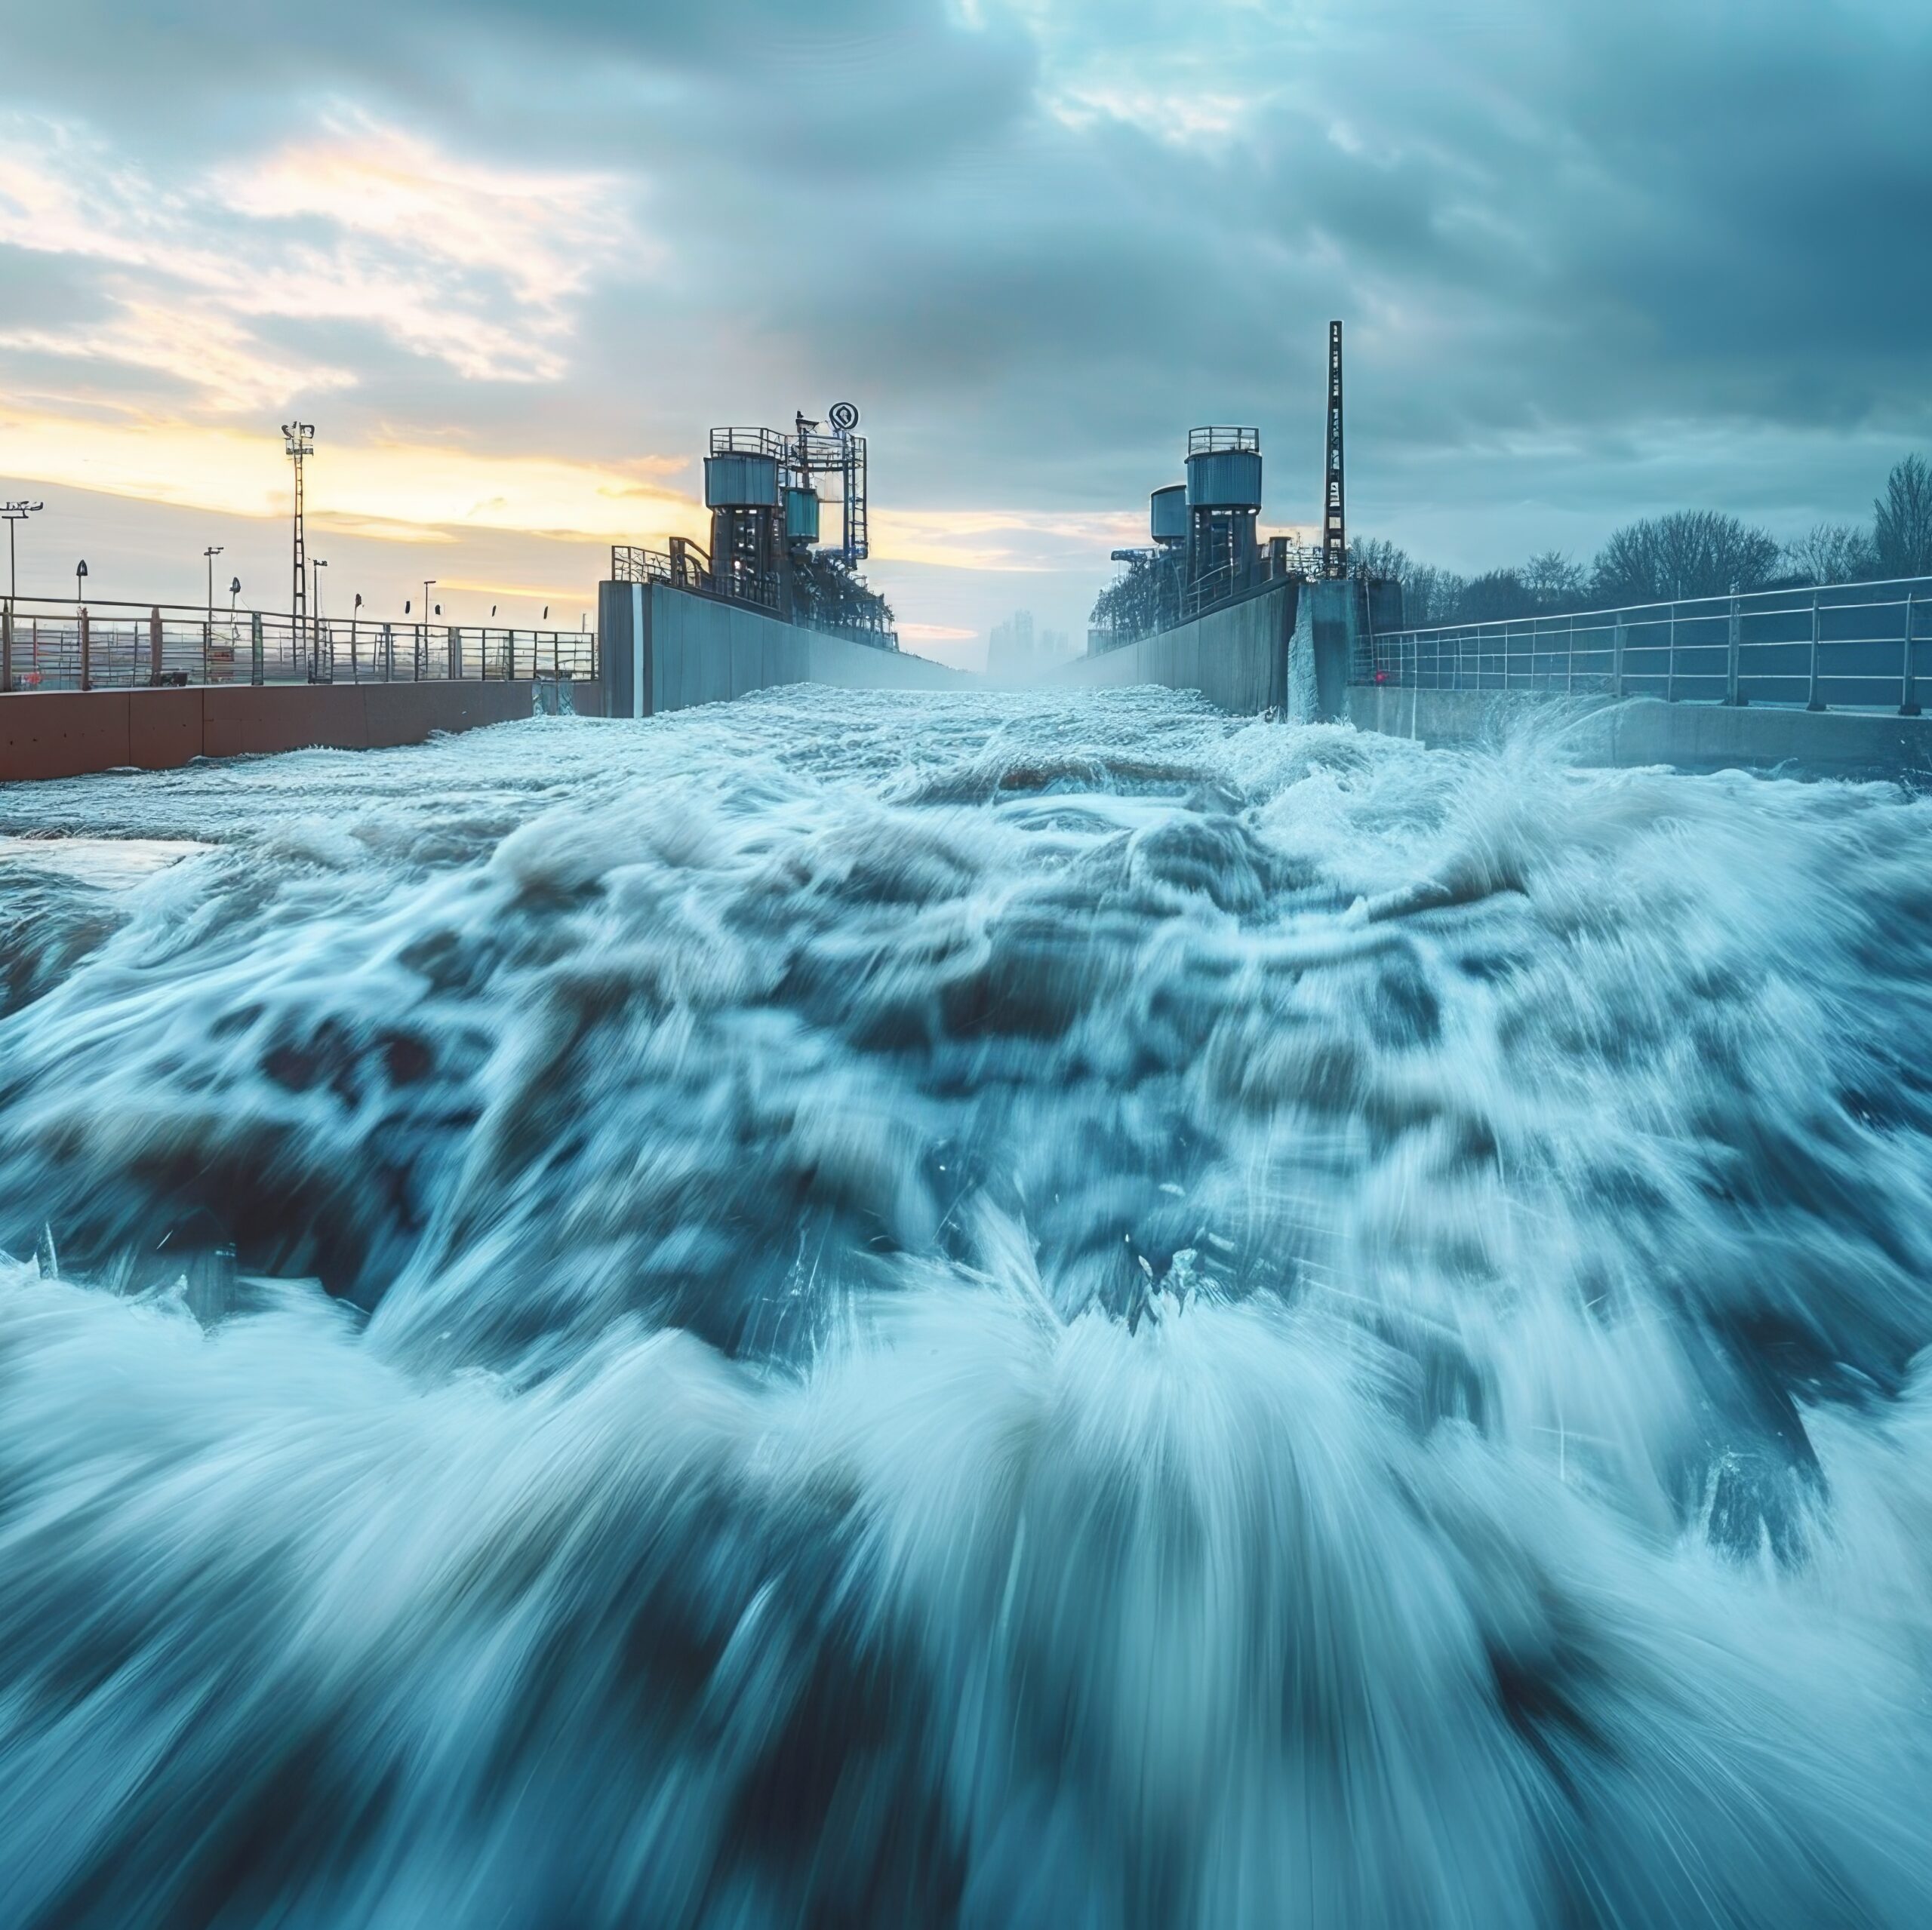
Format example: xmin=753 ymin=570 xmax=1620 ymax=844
xmin=598 ymin=404 xmax=974 ymax=718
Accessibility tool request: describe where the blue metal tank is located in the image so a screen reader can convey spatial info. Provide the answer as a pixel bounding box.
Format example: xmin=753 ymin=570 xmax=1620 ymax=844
xmin=1150 ymin=484 xmax=1188 ymax=544
xmin=1186 ymin=448 xmax=1263 ymax=511
xmin=785 ymin=487 xmax=821 ymax=544
xmin=705 ymin=452 xmax=780 ymax=509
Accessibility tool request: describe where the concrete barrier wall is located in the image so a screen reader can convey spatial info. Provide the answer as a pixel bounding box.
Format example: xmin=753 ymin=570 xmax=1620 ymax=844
xmin=1345 ymin=683 xmax=1932 ymax=779
xmin=598 ymin=579 xmax=974 ymax=718
xmin=2 ymin=679 xmax=567 ymax=783
xmin=1045 ymin=582 xmax=1299 ymax=714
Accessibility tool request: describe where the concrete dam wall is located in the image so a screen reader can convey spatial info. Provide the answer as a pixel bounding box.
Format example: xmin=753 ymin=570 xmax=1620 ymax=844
xmin=1045 ymin=582 xmax=1299 ymax=714
xmin=597 ymin=579 xmax=974 ymax=718
xmin=1041 ymin=578 xmax=1380 ymax=721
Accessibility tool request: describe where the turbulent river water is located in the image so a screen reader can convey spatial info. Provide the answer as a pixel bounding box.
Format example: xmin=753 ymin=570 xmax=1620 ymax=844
xmin=3 ymin=687 xmax=1932 ymax=1928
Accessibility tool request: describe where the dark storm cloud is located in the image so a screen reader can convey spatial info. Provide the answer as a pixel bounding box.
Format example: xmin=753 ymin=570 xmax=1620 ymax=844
xmin=2 ymin=0 xmax=1929 ymax=610
xmin=0 ymin=0 xmax=1033 ymax=164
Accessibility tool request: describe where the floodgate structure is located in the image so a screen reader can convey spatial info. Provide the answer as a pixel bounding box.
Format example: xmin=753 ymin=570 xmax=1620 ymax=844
xmin=9 ymin=346 xmax=1932 ymax=1928
xmin=8 ymin=330 xmax=1932 ymax=779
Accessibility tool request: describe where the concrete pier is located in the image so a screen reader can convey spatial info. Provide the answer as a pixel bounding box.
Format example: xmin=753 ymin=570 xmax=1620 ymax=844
xmin=596 ymin=579 xmax=973 ymax=718
xmin=1044 ymin=576 xmax=1391 ymax=722
xmin=1047 ymin=582 xmax=1301 ymax=711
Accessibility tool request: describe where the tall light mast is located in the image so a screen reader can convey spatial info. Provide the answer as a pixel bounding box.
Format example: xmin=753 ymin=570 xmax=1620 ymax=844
xmin=282 ymin=422 xmax=315 ymax=675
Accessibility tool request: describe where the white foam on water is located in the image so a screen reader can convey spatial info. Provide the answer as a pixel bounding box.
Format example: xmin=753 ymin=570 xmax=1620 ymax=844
xmin=1 ymin=687 xmax=1930 ymax=1927
xmin=0 ymin=834 xmax=213 ymax=888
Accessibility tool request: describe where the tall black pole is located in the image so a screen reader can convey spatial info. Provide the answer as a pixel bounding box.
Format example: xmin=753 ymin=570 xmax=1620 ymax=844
xmin=1322 ymin=321 xmax=1347 ymax=579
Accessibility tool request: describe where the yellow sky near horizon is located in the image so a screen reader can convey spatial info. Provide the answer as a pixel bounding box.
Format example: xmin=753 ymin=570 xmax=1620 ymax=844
xmin=0 ymin=404 xmax=1149 ymax=577
xmin=0 ymin=102 xmax=1310 ymax=654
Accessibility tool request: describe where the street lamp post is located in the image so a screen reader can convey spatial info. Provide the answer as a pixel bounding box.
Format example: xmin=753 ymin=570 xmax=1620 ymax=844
xmin=312 ymin=559 xmax=328 ymax=681
xmin=204 ymin=546 xmax=223 ymax=631
xmin=75 ymin=559 xmax=89 ymax=690
xmin=2 ymin=499 xmax=43 ymax=608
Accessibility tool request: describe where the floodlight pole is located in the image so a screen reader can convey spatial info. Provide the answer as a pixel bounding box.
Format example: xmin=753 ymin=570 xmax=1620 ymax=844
xmin=282 ymin=420 xmax=315 ymax=676
xmin=2 ymin=500 xmax=44 ymax=609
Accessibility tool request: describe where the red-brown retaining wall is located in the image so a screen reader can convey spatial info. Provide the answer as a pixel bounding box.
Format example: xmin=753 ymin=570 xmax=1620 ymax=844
xmin=0 ymin=681 xmax=589 ymax=783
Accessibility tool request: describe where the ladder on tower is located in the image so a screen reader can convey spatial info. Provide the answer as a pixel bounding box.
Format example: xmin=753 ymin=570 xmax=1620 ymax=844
xmin=842 ymin=434 xmax=868 ymax=564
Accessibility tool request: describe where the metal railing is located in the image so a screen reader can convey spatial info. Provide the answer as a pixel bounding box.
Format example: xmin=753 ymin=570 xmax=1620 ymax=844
xmin=611 ymin=545 xmax=693 ymax=589
xmin=1367 ymin=576 xmax=1932 ymax=715
xmin=611 ymin=543 xmax=779 ymax=610
xmin=1186 ymin=426 xmax=1260 ymax=455
xmin=709 ymin=427 xmax=792 ymax=460
xmin=609 ymin=544 xmax=900 ymax=651
xmin=1181 ymin=539 xmax=1323 ymax=625
xmin=0 ymin=596 xmax=597 ymax=694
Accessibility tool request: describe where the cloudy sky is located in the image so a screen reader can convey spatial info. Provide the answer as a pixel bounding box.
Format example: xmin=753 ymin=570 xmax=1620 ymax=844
xmin=1 ymin=0 xmax=1927 ymax=665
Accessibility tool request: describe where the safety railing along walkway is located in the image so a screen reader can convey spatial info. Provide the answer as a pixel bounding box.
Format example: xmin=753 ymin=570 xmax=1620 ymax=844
xmin=610 ymin=545 xmax=900 ymax=651
xmin=0 ymin=597 xmax=597 ymax=694
xmin=1367 ymin=576 xmax=1932 ymax=714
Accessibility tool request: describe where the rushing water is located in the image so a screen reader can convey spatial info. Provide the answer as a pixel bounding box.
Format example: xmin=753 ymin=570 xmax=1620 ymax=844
xmin=3 ymin=687 xmax=1932 ymax=1928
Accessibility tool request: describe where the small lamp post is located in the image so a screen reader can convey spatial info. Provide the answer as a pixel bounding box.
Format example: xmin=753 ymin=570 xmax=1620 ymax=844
xmin=311 ymin=559 xmax=328 ymax=681
xmin=2 ymin=499 xmax=43 ymax=609
xmin=75 ymin=560 xmax=89 ymax=690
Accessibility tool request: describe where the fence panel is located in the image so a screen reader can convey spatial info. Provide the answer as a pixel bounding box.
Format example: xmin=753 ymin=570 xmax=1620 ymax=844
xmin=1371 ymin=577 xmax=1932 ymax=715
xmin=0 ymin=597 xmax=597 ymax=694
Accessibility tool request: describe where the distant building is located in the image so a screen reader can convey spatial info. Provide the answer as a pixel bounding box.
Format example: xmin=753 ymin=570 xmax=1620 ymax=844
xmin=986 ymin=612 xmax=1074 ymax=681
xmin=987 ymin=610 xmax=1034 ymax=679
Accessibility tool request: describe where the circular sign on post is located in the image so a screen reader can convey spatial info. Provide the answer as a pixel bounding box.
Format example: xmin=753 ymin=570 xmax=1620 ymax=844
xmin=828 ymin=401 xmax=860 ymax=433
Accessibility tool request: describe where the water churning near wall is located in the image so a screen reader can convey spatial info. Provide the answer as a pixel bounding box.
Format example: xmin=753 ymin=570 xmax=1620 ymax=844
xmin=3 ymin=687 xmax=1932 ymax=1928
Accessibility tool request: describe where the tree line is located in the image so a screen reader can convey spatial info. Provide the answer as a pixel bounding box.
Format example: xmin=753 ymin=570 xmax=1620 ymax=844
xmin=1356 ymin=453 xmax=1932 ymax=628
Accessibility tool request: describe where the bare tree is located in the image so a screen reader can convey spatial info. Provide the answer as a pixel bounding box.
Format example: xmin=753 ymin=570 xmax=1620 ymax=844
xmin=1522 ymin=550 xmax=1588 ymax=609
xmin=1404 ymin=566 xmax=1466 ymax=628
xmin=1591 ymin=511 xmax=1780 ymax=604
xmin=1874 ymin=456 xmax=1932 ymax=579
xmin=1452 ymin=570 xmax=1539 ymax=622
xmin=1783 ymin=522 xmax=1878 ymax=587
xmin=1349 ymin=536 xmax=1411 ymax=582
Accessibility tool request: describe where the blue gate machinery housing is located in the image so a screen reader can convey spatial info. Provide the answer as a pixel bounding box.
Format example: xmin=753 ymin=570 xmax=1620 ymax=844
xmin=609 ymin=405 xmax=897 ymax=651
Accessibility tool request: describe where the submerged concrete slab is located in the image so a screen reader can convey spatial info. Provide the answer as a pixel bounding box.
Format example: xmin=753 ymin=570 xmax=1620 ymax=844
xmin=1344 ymin=684 xmax=1932 ymax=780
